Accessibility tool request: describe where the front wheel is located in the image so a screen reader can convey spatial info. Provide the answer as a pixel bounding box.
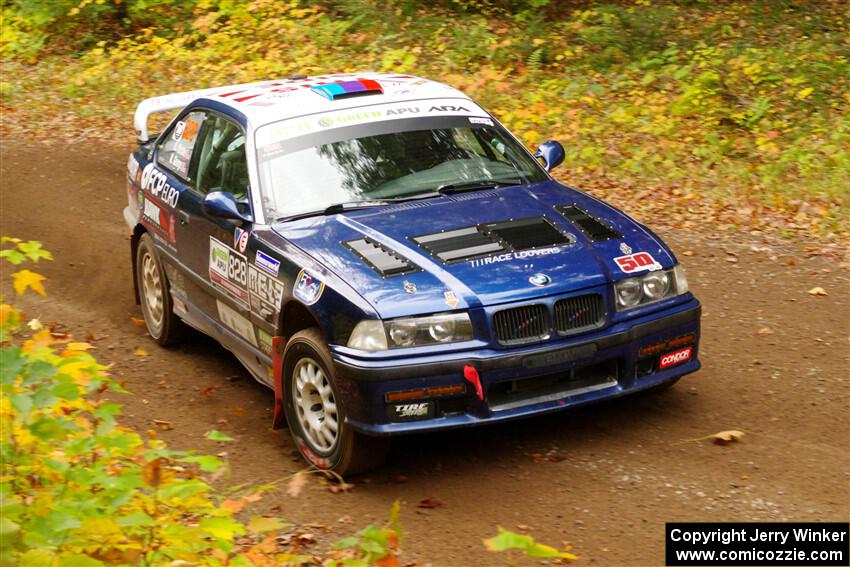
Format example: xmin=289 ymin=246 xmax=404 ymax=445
xmin=136 ymin=233 xmax=186 ymax=346
xmin=282 ymin=328 xmax=388 ymax=476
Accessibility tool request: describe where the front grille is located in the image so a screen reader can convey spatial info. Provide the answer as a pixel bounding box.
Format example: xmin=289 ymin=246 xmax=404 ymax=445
xmin=493 ymin=304 xmax=549 ymax=344
xmin=554 ymin=293 xmax=605 ymax=334
xmin=489 ymin=358 xmax=619 ymax=411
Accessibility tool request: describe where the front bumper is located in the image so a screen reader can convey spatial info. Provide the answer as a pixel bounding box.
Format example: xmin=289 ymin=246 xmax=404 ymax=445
xmin=333 ymin=298 xmax=701 ymax=435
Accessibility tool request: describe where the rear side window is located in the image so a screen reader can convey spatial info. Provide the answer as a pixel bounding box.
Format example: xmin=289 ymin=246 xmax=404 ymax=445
xmin=157 ymin=110 xmax=206 ymax=180
xmin=194 ymin=115 xmax=248 ymax=199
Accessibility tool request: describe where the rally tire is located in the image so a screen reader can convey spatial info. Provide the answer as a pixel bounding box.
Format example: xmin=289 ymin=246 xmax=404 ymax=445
xmin=282 ymin=328 xmax=388 ymax=476
xmin=135 ymin=233 xmax=186 ymax=346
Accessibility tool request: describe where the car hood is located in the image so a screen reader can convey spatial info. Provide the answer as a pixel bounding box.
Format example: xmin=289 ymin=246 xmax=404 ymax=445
xmin=273 ymin=180 xmax=675 ymax=318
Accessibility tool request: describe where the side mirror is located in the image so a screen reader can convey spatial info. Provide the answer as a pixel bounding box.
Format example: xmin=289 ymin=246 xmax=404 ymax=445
xmin=534 ymin=140 xmax=565 ymax=172
xmin=202 ymin=191 xmax=253 ymax=223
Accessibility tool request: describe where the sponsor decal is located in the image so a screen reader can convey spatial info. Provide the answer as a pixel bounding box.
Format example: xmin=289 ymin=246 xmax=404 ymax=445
xmin=388 ymin=402 xmax=431 ymax=421
xmin=468 ymin=246 xmax=560 ymax=268
xmin=403 ymin=280 xmax=417 ymax=294
xmin=216 ymin=300 xmax=258 ymax=347
xmin=385 ymin=107 xmax=420 ymax=116
xmin=255 ymin=250 xmax=280 ymax=276
xmin=180 ymin=118 xmax=200 ymax=142
xmin=140 ymin=163 xmax=180 ymax=208
xmin=141 ymin=196 xmax=176 ymax=244
xmin=172 ymin=295 xmax=187 ymax=316
xmin=256 ymin=328 xmax=273 ymax=356
xmin=318 ymin=110 xmax=382 ymax=128
xmin=172 ymin=120 xmax=185 ymax=141
xmin=659 ymin=346 xmax=693 ymax=369
xmin=619 ymin=242 xmax=633 ymax=255
xmin=469 ymin=116 xmax=494 ymax=126
xmin=639 ymin=334 xmax=696 ymax=358
xmin=234 ymin=227 xmax=249 ymax=253
xmin=296 ymin=439 xmax=331 ymax=469
xmin=248 ymin=265 xmax=285 ymax=324
xmin=528 ymin=273 xmax=551 ymax=287
xmin=293 ymin=269 xmax=324 ymax=305
xmin=256 ymin=98 xmax=489 ymax=150
xmin=429 ymin=105 xmax=470 ymax=112
xmin=127 ymin=155 xmax=140 ymax=180
xmin=444 ymin=290 xmax=460 ymax=309
xmin=614 ymin=251 xmax=662 ymax=274
xmin=209 ymin=237 xmax=249 ymax=305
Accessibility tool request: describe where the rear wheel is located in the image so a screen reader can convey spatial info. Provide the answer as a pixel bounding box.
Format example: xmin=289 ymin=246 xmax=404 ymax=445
xmin=136 ymin=233 xmax=185 ymax=346
xmin=282 ymin=328 xmax=388 ymax=476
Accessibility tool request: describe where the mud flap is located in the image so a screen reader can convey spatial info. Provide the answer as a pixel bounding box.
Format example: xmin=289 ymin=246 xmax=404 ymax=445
xmin=272 ymin=335 xmax=286 ymax=429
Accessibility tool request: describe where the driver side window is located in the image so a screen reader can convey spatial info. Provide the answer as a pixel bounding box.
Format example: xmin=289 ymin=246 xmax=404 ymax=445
xmin=195 ymin=114 xmax=249 ymax=200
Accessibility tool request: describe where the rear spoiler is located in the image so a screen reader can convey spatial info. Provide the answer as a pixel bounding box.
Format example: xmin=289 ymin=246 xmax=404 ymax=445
xmin=134 ymin=81 xmax=271 ymax=142
xmin=134 ymin=88 xmax=218 ymax=142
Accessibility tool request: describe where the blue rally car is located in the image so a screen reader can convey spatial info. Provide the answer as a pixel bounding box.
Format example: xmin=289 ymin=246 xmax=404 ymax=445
xmin=126 ymin=73 xmax=701 ymax=474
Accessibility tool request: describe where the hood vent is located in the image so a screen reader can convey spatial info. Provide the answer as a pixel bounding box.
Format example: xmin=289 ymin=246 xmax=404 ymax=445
xmin=556 ymin=205 xmax=622 ymax=241
xmin=412 ymin=217 xmax=573 ymax=264
xmin=345 ymin=238 xmax=418 ymax=277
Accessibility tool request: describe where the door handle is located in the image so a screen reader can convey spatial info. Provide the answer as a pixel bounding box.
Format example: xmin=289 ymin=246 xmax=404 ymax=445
xmin=178 ymin=211 xmax=190 ymax=226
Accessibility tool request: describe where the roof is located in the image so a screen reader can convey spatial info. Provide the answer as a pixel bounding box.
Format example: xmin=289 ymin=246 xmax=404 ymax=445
xmin=134 ymin=72 xmax=475 ymax=141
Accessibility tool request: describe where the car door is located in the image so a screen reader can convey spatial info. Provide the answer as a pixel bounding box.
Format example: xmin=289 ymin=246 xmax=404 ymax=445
xmin=170 ymin=110 xmax=260 ymax=351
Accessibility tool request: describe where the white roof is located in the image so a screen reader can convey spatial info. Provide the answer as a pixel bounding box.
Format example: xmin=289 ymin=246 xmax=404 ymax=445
xmin=134 ymin=72 xmax=476 ymax=141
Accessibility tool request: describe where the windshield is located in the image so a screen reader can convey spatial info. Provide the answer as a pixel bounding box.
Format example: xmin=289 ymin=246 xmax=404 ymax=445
xmin=256 ymin=115 xmax=548 ymax=220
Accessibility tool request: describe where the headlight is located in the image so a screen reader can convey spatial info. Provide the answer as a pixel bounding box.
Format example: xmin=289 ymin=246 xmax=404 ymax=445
xmin=614 ymin=265 xmax=688 ymax=311
xmin=348 ymin=313 xmax=474 ymax=351
xmin=615 ymin=278 xmax=642 ymax=308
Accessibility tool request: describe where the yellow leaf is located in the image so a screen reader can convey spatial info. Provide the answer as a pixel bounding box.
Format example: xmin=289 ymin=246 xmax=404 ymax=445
xmin=807 ymin=286 xmax=827 ymax=296
xmin=23 ymin=329 xmax=56 ymax=352
xmin=134 ymin=348 xmax=149 ymax=356
xmin=796 ymin=87 xmax=813 ymax=100
xmin=27 ymin=318 xmax=43 ymax=330
xmin=66 ymin=342 xmax=93 ymax=351
xmin=12 ymin=270 xmax=46 ymax=296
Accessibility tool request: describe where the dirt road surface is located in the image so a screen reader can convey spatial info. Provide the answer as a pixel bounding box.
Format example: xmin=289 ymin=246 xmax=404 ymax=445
xmin=2 ymin=143 xmax=848 ymax=566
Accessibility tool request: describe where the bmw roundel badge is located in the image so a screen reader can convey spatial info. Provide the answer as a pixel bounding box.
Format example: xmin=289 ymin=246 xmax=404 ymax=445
xmin=528 ymin=273 xmax=551 ymax=287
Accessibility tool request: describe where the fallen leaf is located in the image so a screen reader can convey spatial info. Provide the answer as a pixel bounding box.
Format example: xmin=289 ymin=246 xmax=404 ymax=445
xmin=201 ymin=384 xmax=219 ymax=397
xmin=807 ymin=287 xmax=827 ymax=296
xmin=205 ymin=430 xmax=234 ymax=442
xmin=328 ymin=482 xmax=354 ymax=494
xmin=152 ymin=419 xmax=172 ymax=431
xmin=12 ymin=269 xmax=46 ymax=296
xmin=287 ymin=471 xmax=307 ymax=498
xmin=756 ymin=327 xmax=774 ymax=335
xmin=711 ymin=430 xmax=744 ymax=445
xmin=130 ymin=317 xmax=146 ymax=327
xmin=417 ymin=497 xmax=444 ymax=509
xmin=133 ymin=347 xmax=148 ymax=356
xmin=27 ymin=318 xmax=43 ymax=330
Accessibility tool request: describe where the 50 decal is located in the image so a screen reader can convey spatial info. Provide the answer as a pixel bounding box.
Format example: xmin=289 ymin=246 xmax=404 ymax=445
xmin=140 ymin=163 xmax=180 ymax=208
xmin=613 ymin=251 xmax=662 ymax=274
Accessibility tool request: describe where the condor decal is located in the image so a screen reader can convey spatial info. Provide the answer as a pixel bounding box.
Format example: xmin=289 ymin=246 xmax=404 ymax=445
xmin=209 ymin=237 xmax=249 ymax=305
xmin=659 ymin=346 xmax=693 ymax=369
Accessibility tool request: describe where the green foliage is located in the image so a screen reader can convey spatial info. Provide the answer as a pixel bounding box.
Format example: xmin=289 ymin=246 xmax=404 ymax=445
xmin=484 ymin=527 xmax=577 ymax=560
xmin=2 ymin=1 xmax=847 ymax=236
xmin=0 ymin=239 xmax=405 ymax=566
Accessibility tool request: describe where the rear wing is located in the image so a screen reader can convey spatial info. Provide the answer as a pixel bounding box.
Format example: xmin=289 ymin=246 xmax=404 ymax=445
xmin=134 ymin=87 xmax=228 ymax=142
